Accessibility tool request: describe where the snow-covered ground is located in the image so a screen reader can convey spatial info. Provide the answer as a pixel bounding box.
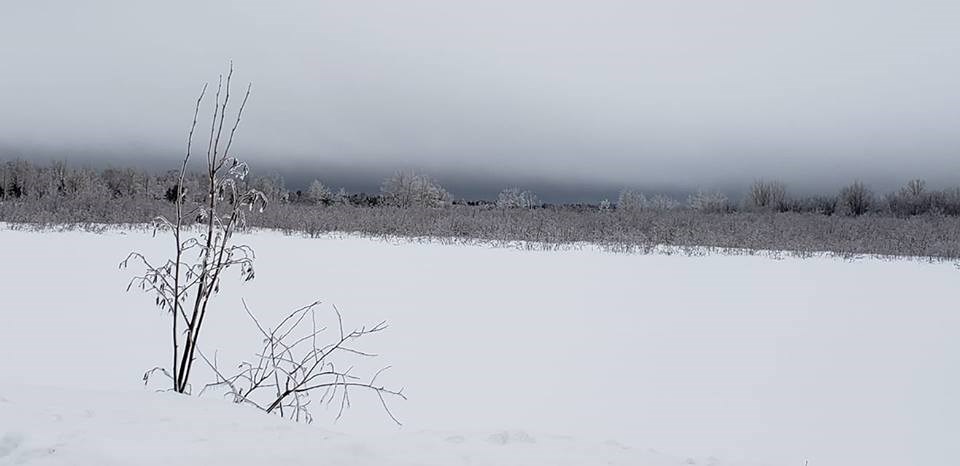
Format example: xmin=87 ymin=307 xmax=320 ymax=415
xmin=1 ymin=226 xmax=958 ymax=466
xmin=0 ymin=384 xmax=740 ymax=466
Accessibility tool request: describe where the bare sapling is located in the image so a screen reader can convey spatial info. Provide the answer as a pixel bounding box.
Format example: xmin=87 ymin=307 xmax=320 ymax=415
xmin=122 ymin=63 xmax=263 ymax=394
xmin=121 ymin=64 xmax=403 ymax=424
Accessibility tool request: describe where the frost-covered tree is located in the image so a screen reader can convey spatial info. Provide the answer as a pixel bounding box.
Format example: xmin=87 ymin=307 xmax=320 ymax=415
xmin=381 ymin=170 xmax=451 ymax=208
xmin=616 ymin=189 xmax=647 ymax=212
xmin=647 ymin=194 xmax=680 ymax=210
xmin=688 ymin=189 xmax=730 ymax=213
xmin=931 ymin=187 xmax=960 ymax=216
xmin=253 ymin=173 xmax=289 ymax=204
xmin=102 ymin=167 xmax=146 ymax=199
xmin=788 ymin=195 xmax=837 ymax=215
xmin=307 ymin=179 xmax=333 ymax=205
xmin=618 ymin=189 xmax=681 ymax=212
xmin=744 ymin=179 xmax=787 ymax=211
xmin=903 ymin=179 xmax=926 ymax=197
xmin=2 ymin=159 xmax=32 ymax=199
xmin=333 ymin=187 xmax=350 ymax=205
xmin=496 ymin=187 xmax=539 ymax=209
xmin=887 ymin=179 xmax=930 ymax=216
xmin=838 ymin=181 xmax=873 ymax=216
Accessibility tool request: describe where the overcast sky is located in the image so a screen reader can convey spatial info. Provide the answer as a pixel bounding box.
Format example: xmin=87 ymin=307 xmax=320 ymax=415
xmin=2 ymin=0 xmax=959 ymax=199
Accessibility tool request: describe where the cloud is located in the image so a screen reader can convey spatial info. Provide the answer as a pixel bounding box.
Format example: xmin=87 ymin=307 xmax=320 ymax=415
xmin=2 ymin=0 xmax=959 ymax=197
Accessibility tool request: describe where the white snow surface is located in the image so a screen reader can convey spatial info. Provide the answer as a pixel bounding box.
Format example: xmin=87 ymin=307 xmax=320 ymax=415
xmin=0 ymin=384 xmax=730 ymax=466
xmin=1 ymin=226 xmax=958 ymax=466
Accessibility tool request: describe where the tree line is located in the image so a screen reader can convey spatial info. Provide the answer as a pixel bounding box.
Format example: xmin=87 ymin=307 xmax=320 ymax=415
xmin=3 ymin=159 xmax=960 ymax=218
xmin=3 ymin=159 xmax=959 ymax=260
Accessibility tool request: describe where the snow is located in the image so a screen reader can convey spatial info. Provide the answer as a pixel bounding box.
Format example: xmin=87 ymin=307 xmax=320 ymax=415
xmin=1 ymin=384 xmax=729 ymax=466
xmin=1 ymin=226 xmax=958 ymax=465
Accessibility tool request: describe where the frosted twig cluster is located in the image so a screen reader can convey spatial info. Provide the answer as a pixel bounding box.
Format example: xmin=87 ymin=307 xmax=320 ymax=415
xmin=199 ymin=300 xmax=405 ymax=424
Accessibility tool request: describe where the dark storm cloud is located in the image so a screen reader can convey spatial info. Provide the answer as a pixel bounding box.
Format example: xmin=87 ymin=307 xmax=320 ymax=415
xmin=2 ymin=0 xmax=960 ymax=200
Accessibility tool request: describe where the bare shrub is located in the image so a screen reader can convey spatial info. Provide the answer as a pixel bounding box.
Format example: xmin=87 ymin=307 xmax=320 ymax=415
xmin=200 ymin=300 xmax=405 ymax=424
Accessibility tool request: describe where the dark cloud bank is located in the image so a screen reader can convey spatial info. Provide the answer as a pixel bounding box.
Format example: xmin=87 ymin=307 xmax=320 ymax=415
xmin=2 ymin=1 xmax=959 ymax=201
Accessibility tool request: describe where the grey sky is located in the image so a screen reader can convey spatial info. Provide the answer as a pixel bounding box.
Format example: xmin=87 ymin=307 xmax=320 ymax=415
xmin=2 ymin=0 xmax=959 ymax=199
